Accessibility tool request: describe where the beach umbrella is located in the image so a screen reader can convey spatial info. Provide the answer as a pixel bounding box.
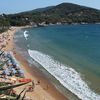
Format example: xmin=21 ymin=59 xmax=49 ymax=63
xmin=7 ymin=54 xmax=12 ymax=59
xmin=2 ymin=69 xmax=10 ymax=75
xmin=11 ymin=68 xmax=17 ymax=74
xmin=3 ymin=52 xmax=8 ymax=56
xmin=7 ymin=61 xmax=12 ymax=66
xmin=18 ymin=70 xmax=24 ymax=77
xmin=8 ymin=60 xmax=12 ymax=64
xmin=10 ymin=59 xmax=15 ymax=63
xmin=8 ymin=66 xmax=13 ymax=70
xmin=18 ymin=69 xmax=24 ymax=74
xmin=16 ymin=64 xmax=20 ymax=68
xmin=15 ymin=66 xmax=20 ymax=71
xmin=11 ymin=60 xmax=17 ymax=67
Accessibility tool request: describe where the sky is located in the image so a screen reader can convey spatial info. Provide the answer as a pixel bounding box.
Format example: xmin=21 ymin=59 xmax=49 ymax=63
xmin=0 ymin=0 xmax=100 ymax=14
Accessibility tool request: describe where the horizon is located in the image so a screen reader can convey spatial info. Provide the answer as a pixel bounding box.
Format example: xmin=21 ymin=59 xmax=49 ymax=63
xmin=0 ymin=0 xmax=100 ymax=14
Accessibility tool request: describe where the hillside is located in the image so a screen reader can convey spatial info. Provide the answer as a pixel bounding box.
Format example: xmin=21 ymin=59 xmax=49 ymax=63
xmin=0 ymin=3 xmax=100 ymax=31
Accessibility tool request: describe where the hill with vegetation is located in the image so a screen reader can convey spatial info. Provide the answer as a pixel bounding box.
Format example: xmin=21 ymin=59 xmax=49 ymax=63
xmin=0 ymin=3 xmax=100 ymax=32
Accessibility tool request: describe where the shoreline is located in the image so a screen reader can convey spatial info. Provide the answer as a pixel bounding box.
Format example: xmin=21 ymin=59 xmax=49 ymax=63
xmin=3 ymin=26 xmax=68 ymax=100
xmin=13 ymin=25 xmax=100 ymax=100
xmin=13 ymin=49 xmax=68 ymax=100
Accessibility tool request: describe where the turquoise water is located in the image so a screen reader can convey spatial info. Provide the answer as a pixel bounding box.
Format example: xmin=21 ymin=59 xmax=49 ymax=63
xmin=15 ymin=24 xmax=100 ymax=99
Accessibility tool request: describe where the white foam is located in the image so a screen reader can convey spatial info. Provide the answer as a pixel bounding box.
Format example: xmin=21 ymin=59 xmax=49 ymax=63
xmin=28 ymin=49 xmax=100 ymax=100
xmin=24 ymin=30 xmax=29 ymax=40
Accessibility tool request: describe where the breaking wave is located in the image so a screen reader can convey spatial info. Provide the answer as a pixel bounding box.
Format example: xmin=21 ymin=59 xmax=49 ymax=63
xmin=24 ymin=30 xmax=29 ymax=40
xmin=28 ymin=49 xmax=100 ymax=100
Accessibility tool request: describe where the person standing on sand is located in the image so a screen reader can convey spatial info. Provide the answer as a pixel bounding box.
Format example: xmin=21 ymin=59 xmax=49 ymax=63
xmin=43 ymin=84 xmax=49 ymax=90
xmin=32 ymin=80 xmax=35 ymax=89
xmin=26 ymin=81 xmax=35 ymax=92
xmin=36 ymin=80 xmax=40 ymax=85
xmin=46 ymin=84 xmax=49 ymax=90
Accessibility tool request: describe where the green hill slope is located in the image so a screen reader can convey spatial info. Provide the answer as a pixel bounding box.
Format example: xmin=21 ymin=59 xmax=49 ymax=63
xmin=0 ymin=3 xmax=100 ymax=28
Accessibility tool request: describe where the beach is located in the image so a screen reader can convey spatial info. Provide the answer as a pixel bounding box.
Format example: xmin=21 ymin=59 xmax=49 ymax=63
xmin=13 ymin=24 xmax=100 ymax=100
xmin=2 ymin=26 xmax=68 ymax=100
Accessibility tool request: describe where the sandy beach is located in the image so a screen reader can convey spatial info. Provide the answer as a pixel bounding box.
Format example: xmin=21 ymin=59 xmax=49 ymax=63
xmin=2 ymin=26 xmax=68 ymax=100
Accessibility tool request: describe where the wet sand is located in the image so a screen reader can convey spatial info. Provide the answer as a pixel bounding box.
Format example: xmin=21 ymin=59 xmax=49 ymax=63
xmin=13 ymin=50 xmax=68 ymax=100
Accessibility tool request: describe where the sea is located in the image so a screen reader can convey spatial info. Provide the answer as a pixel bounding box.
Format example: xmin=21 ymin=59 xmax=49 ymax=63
xmin=14 ymin=24 xmax=100 ymax=100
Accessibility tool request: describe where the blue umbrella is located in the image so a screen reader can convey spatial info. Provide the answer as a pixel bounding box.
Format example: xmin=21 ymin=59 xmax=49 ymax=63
xmin=3 ymin=69 xmax=10 ymax=75
xmin=11 ymin=68 xmax=17 ymax=74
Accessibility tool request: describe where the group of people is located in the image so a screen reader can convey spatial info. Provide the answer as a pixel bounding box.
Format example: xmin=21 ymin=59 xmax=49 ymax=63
xmin=0 ymin=29 xmax=38 ymax=100
xmin=0 ymin=31 xmax=9 ymax=48
xmin=0 ymin=47 xmax=35 ymax=100
xmin=0 ymin=50 xmax=24 ymax=78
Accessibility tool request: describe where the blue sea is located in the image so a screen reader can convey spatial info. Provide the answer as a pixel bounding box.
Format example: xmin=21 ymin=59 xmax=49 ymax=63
xmin=15 ymin=24 xmax=100 ymax=100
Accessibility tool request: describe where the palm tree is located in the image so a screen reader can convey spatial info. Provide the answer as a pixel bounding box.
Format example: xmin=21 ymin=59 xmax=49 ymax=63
xmin=0 ymin=81 xmax=30 ymax=91
xmin=15 ymin=88 xmax=26 ymax=100
xmin=0 ymin=82 xmax=30 ymax=100
xmin=21 ymin=90 xmax=27 ymax=100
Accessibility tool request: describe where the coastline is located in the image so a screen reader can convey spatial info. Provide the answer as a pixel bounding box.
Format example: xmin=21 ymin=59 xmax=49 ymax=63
xmin=4 ymin=26 xmax=68 ymax=100
xmin=13 ymin=25 xmax=100 ymax=100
